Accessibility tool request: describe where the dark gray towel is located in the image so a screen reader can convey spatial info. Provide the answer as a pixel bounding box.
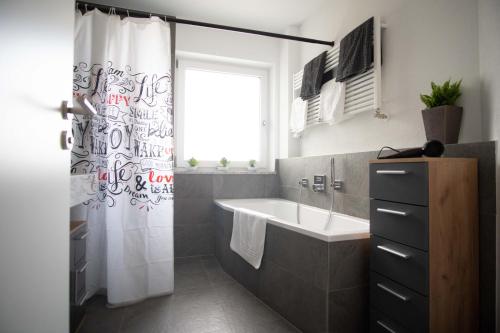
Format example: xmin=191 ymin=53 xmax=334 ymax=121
xmin=336 ymin=17 xmax=374 ymax=82
xmin=300 ymin=51 xmax=327 ymax=100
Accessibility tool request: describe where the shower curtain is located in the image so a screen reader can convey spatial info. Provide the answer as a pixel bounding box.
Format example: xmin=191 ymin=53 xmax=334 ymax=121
xmin=71 ymin=9 xmax=174 ymax=306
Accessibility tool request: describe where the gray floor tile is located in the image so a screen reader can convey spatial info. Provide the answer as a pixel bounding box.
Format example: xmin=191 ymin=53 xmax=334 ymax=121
xmin=81 ymin=256 xmax=301 ymax=333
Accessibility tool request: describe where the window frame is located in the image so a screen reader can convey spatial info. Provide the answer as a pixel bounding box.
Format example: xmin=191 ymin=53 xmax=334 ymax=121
xmin=175 ymin=56 xmax=270 ymax=168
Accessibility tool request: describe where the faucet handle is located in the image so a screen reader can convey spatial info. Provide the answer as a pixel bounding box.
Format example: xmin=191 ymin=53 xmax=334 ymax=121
xmin=299 ymin=178 xmax=309 ymax=187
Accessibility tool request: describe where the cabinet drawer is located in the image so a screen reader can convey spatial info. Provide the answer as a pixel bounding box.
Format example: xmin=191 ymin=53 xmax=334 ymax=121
xmin=369 ymin=163 xmax=428 ymax=206
xmin=370 ymin=200 xmax=429 ymax=251
xmin=370 ymin=272 xmax=428 ymax=332
xmin=371 ymin=236 xmax=428 ymax=295
xmin=70 ymin=262 xmax=87 ymax=306
xmin=370 ymin=308 xmax=414 ymax=333
xmin=70 ymin=229 xmax=88 ymax=271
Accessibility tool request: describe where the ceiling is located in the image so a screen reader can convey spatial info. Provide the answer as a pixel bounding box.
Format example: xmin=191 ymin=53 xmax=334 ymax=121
xmin=94 ymin=0 xmax=328 ymax=32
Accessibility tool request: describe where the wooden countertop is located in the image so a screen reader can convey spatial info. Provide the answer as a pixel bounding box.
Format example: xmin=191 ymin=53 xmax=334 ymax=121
xmin=369 ymin=157 xmax=478 ymax=164
xmin=70 ymin=220 xmax=86 ymax=234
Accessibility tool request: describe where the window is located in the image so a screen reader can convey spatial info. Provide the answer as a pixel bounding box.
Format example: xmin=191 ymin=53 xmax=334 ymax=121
xmin=176 ymin=57 xmax=269 ymax=168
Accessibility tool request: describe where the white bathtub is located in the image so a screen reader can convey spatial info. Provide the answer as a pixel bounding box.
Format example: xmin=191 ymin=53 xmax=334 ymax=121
xmin=214 ymin=198 xmax=369 ymax=242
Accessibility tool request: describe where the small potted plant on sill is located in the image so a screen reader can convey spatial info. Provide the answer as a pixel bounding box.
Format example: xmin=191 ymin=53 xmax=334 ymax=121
xmin=187 ymin=157 xmax=198 ymax=171
xmin=248 ymin=159 xmax=257 ymax=172
xmin=420 ymin=79 xmax=462 ymax=144
xmin=217 ymin=157 xmax=230 ymax=171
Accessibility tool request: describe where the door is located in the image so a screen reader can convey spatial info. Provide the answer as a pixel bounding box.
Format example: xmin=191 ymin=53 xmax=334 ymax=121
xmin=0 ymin=1 xmax=74 ymax=332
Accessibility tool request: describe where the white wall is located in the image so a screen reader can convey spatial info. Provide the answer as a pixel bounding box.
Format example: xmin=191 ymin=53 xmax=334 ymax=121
xmin=278 ymin=26 xmax=301 ymax=158
xmin=294 ymin=0 xmax=482 ymax=156
xmin=478 ymin=0 xmax=500 ymax=331
xmin=175 ymin=25 xmax=281 ymax=169
xmin=0 ymin=0 xmax=73 ymax=332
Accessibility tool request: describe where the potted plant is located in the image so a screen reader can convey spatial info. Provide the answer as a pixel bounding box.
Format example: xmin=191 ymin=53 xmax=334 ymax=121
xmin=187 ymin=157 xmax=199 ymax=171
xmin=420 ymin=79 xmax=463 ymax=144
xmin=217 ymin=157 xmax=230 ymax=171
xmin=248 ymin=159 xmax=257 ymax=171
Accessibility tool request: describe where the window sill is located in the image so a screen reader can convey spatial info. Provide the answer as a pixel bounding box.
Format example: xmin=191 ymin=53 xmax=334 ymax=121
xmin=174 ymin=167 xmax=276 ymax=175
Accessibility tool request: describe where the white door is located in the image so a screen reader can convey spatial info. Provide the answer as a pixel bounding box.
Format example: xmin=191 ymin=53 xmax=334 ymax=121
xmin=0 ymin=1 xmax=74 ymax=332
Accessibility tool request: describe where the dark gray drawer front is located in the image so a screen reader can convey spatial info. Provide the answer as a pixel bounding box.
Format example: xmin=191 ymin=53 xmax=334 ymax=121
xmin=370 ymin=272 xmax=428 ymax=333
xmin=370 ymin=200 xmax=429 ymax=251
xmin=370 ymin=236 xmax=428 ymax=295
xmin=370 ymin=308 xmax=414 ymax=333
xmin=369 ymin=163 xmax=428 ymax=206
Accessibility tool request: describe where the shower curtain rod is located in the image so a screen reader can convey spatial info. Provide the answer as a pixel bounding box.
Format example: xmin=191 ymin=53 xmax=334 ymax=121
xmin=76 ymin=1 xmax=335 ymax=47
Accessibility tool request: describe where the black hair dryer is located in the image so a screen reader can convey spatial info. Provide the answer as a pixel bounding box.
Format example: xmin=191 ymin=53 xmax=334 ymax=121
xmin=378 ymin=140 xmax=445 ymax=159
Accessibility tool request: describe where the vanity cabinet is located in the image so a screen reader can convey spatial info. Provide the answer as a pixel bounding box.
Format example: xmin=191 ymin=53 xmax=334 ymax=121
xmin=70 ymin=221 xmax=88 ymax=333
xmin=369 ymin=158 xmax=478 ymax=333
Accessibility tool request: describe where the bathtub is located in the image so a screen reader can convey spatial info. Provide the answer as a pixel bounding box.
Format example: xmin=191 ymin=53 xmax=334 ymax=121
xmin=214 ymin=198 xmax=369 ymax=242
xmin=214 ymin=198 xmax=371 ymax=332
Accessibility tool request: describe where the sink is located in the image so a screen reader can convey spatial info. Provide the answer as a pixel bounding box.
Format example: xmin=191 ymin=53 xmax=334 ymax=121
xmin=70 ymin=174 xmax=97 ymax=207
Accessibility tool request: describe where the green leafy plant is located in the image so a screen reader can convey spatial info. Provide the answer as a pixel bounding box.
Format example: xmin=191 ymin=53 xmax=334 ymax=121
xmin=249 ymin=159 xmax=257 ymax=168
xmin=187 ymin=157 xmax=198 ymax=167
xmin=219 ymin=157 xmax=229 ymax=167
xmin=420 ymin=79 xmax=462 ymax=109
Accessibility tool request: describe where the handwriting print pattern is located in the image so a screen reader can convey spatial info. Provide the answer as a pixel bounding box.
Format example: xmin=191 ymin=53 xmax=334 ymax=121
xmin=71 ymin=61 xmax=174 ymax=210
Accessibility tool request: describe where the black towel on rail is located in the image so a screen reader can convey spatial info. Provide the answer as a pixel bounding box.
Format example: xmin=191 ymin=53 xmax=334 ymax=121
xmin=300 ymin=51 xmax=327 ymax=100
xmin=336 ymin=17 xmax=374 ymax=82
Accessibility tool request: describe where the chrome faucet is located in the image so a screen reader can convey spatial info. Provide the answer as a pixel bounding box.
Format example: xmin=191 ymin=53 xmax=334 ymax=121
xmin=330 ymin=158 xmax=343 ymax=190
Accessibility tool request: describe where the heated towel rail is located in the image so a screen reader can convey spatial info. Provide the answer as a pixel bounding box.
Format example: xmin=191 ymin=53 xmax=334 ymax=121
xmin=293 ymin=16 xmax=383 ymax=127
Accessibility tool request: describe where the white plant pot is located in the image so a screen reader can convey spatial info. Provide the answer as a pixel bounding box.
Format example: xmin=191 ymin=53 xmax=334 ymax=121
xmin=217 ymin=166 xmax=229 ymax=171
xmin=187 ymin=165 xmax=198 ymax=171
xmin=247 ymin=166 xmax=257 ymax=172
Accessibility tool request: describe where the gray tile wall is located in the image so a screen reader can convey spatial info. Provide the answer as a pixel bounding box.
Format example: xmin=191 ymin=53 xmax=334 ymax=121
xmin=278 ymin=141 xmax=497 ymax=332
xmin=174 ymin=173 xmax=279 ymax=258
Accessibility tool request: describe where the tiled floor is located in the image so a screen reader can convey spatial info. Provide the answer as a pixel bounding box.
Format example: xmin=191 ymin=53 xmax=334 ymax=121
xmin=79 ymin=256 xmax=301 ymax=333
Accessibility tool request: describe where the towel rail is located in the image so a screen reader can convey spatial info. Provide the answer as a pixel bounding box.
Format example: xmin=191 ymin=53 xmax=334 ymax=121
xmin=292 ymin=16 xmax=384 ymax=127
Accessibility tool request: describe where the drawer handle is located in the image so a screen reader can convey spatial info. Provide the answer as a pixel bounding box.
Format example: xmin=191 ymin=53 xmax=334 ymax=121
xmin=376 ymin=208 xmax=408 ymax=216
xmin=377 ymin=283 xmax=409 ymax=302
xmin=376 ymin=245 xmax=410 ymax=259
xmin=376 ymin=170 xmax=408 ymax=175
xmin=376 ymin=320 xmax=397 ymax=333
xmin=74 ymin=231 xmax=89 ymax=240
xmin=77 ymin=262 xmax=88 ymax=273
xmin=78 ymin=292 xmax=89 ymax=306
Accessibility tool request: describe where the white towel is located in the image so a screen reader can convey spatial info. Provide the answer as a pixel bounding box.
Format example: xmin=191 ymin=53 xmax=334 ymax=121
xmin=319 ymin=79 xmax=346 ymax=125
xmin=290 ymin=98 xmax=308 ymax=137
xmin=230 ymin=208 xmax=269 ymax=269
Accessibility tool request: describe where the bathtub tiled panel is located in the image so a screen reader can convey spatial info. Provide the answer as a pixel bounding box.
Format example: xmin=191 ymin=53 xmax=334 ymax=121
xmin=328 ymin=239 xmax=370 ymax=291
xmin=265 ymin=224 xmax=329 ymax=290
xmin=215 ymin=206 xmax=369 ymax=333
xmin=175 ymin=173 xmax=280 ymax=258
xmin=278 ymin=141 xmax=496 ymax=332
xmin=328 ymin=285 xmax=368 ymax=333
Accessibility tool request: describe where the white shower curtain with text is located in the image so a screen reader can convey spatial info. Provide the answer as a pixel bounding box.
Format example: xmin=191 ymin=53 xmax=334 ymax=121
xmin=72 ymin=9 xmax=174 ymax=306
